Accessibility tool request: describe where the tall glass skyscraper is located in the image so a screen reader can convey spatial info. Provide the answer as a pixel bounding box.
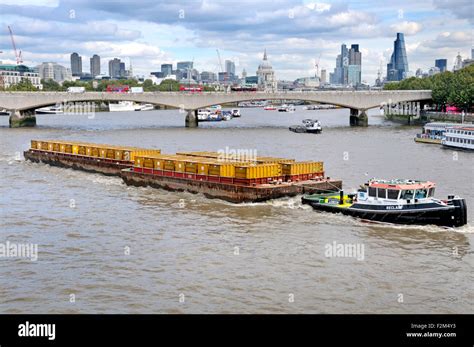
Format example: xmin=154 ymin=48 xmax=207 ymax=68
xmin=329 ymin=43 xmax=361 ymax=86
xmin=435 ymin=59 xmax=447 ymax=73
xmin=387 ymin=33 xmax=409 ymax=81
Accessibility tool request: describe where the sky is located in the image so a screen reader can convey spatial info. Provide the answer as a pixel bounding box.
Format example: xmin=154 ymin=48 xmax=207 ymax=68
xmin=0 ymin=0 xmax=472 ymax=83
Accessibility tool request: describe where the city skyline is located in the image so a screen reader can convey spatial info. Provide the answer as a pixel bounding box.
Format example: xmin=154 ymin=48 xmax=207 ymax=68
xmin=0 ymin=0 xmax=472 ymax=83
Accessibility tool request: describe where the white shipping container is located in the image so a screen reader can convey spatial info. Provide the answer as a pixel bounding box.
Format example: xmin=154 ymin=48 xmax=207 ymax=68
xmin=130 ymin=87 xmax=144 ymax=93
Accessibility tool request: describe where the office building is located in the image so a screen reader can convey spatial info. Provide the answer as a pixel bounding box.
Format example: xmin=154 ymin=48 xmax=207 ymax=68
xmin=90 ymin=54 xmax=100 ymax=77
xmin=161 ymin=64 xmax=173 ymax=77
xmin=386 ymin=33 xmax=409 ymax=81
xmin=36 ymin=62 xmax=72 ymax=83
xmin=70 ymin=52 xmax=82 ymax=76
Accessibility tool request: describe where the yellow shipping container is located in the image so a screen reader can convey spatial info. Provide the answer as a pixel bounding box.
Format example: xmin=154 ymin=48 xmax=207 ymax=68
xmin=281 ymin=161 xmax=324 ymax=175
xmin=185 ymin=161 xmax=198 ymax=174
xmin=235 ymin=164 xmax=280 ymax=179
xmin=134 ymin=156 xmax=143 ymax=167
xmin=281 ymin=163 xmax=299 ymax=175
xmin=197 ymin=163 xmax=209 ymax=175
xmin=174 ymin=159 xmax=186 ymax=172
xmin=164 ymin=159 xmax=175 ymax=171
xmin=208 ymin=163 xmax=236 ymax=177
xmin=153 ymin=158 xmax=165 ymax=170
xmin=58 ymin=144 xmax=72 ymax=153
xmin=142 ymin=157 xmax=154 ymax=168
xmin=99 ymin=148 xmax=107 ymax=158
xmin=113 ymin=149 xmax=123 ymax=161
xmin=40 ymin=141 xmax=49 ymax=151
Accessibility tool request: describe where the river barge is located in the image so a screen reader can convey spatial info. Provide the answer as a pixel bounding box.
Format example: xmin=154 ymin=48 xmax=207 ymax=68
xmin=24 ymin=140 xmax=342 ymax=203
xmin=302 ymin=179 xmax=467 ymax=227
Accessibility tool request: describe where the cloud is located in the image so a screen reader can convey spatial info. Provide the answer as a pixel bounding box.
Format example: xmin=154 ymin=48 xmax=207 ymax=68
xmin=433 ymin=0 xmax=474 ymax=24
xmin=390 ymin=21 xmax=423 ymax=35
xmin=423 ymin=31 xmax=471 ymax=49
xmin=0 ymin=0 xmax=471 ymax=82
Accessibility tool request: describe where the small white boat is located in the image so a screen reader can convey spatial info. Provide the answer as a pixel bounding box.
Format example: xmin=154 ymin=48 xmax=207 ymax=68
xmin=278 ymin=104 xmax=296 ymax=112
xmin=109 ymin=101 xmax=136 ymax=112
xmin=136 ymin=104 xmax=154 ymax=111
xmin=35 ymin=105 xmax=63 ymax=114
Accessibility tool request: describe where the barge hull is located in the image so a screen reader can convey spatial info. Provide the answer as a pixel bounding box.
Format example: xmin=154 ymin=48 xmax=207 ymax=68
xmin=24 ymin=150 xmax=132 ymax=176
xmin=121 ymin=169 xmax=342 ymax=203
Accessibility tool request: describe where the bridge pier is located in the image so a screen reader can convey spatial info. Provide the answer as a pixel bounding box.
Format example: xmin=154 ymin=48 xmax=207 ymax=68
xmin=9 ymin=110 xmax=36 ymax=128
xmin=185 ymin=109 xmax=198 ymax=128
xmin=349 ymin=108 xmax=368 ymax=127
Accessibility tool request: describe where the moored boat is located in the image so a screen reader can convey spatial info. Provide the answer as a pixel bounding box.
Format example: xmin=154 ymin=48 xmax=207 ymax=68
xmin=441 ymin=126 xmax=474 ymax=151
xmin=302 ymin=178 xmax=467 ymax=227
xmin=278 ymin=104 xmax=296 ymax=112
xmin=136 ymin=103 xmax=155 ymax=111
xmin=289 ymin=119 xmax=322 ymax=134
xmin=414 ymin=122 xmax=460 ymax=144
xmin=35 ymin=105 xmax=63 ymax=114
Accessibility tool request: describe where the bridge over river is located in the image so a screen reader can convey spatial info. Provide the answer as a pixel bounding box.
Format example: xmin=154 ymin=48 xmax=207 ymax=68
xmin=0 ymin=90 xmax=432 ymax=127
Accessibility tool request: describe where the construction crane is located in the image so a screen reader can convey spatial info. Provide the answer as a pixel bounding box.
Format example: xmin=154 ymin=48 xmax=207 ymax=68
xmin=0 ymin=50 xmax=3 ymax=89
xmin=8 ymin=26 xmax=23 ymax=65
xmin=216 ymin=49 xmax=224 ymax=73
xmin=315 ymin=53 xmax=321 ymax=78
xmin=216 ymin=49 xmax=228 ymax=90
xmin=187 ymin=56 xmax=195 ymax=86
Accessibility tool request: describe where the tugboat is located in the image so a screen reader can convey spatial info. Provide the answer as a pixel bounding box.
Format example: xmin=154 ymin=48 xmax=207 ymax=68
xmin=302 ymin=179 xmax=467 ymax=227
xmin=289 ymin=119 xmax=322 ymax=134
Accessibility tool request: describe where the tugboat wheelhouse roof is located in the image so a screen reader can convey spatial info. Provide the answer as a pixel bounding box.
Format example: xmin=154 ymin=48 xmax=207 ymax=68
xmin=367 ymin=179 xmax=435 ymax=190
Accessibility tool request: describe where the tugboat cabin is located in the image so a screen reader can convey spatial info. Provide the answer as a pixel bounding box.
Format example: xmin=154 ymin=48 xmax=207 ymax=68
xmin=358 ymin=179 xmax=436 ymax=203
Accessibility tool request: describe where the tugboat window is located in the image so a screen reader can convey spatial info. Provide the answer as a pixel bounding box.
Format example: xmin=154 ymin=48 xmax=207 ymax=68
xmin=387 ymin=189 xmax=399 ymax=199
xmin=377 ymin=188 xmax=387 ymax=199
xmin=428 ymin=188 xmax=435 ymax=197
xmin=415 ymin=189 xmax=427 ymax=199
xmin=401 ymin=190 xmax=414 ymax=199
xmin=368 ymin=187 xmax=377 ymax=197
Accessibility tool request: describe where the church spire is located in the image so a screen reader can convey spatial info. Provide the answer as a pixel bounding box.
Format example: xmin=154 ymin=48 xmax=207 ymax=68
xmin=263 ymin=49 xmax=267 ymax=61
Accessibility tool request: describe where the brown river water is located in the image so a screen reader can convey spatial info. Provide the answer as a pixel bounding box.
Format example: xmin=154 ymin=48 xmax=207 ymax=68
xmin=0 ymin=107 xmax=473 ymax=313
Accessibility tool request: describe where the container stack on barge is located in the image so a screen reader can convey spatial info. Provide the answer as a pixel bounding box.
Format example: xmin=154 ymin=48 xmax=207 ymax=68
xmin=24 ymin=140 xmax=342 ymax=203
xmin=25 ymin=140 xmax=161 ymax=176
